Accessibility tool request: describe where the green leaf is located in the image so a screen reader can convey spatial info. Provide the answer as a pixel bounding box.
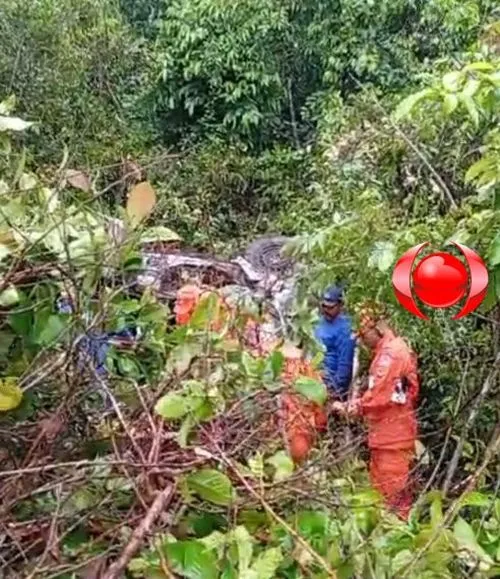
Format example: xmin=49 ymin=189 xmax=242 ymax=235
xmin=293 ymin=376 xmax=327 ymax=405
xmin=165 ymin=540 xmax=218 ymax=579
xmin=63 ymin=488 xmax=99 ymax=515
xmin=233 ymin=525 xmax=253 ymax=572
xmin=187 ymin=469 xmax=235 ymax=506
xmin=189 ymin=292 xmax=219 ymax=329
xmin=0 ymin=115 xmax=33 ymax=132
xmin=429 ymin=492 xmax=443 ymax=529
xmin=454 ymin=517 xmax=494 ymax=565
xmin=368 ymin=241 xmax=396 ymax=272
xmin=465 ymin=62 xmax=494 ymax=72
xmin=199 ymin=530 xmax=227 ymax=558
xmin=168 ymin=342 xmax=201 ymax=375
xmin=393 ymin=89 xmax=435 ymax=121
xmin=155 ymin=392 xmax=188 ymax=420
xmin=488 ymin=235 xmax=500 ymax=266
xmin=391 ymin=550 xmax=414 ymax=574
xmin=460 ymin=93 xmax=479 ymax=127
xmin=178 ymin=414 xmax=195 ymax=448
xmin=297 ymin=511 xmax=329 ymax=539
xmin=463 ymin=79 xmax=480 ymax=98
xmin=19 ymin=172 xmax=37 ymax=191
xmin=465 ymin=157 xmax=492 ymax=183
xmin=442 ymin=71 xmax=462 ymax=92
xmin=458 ymin=491 xmax=491 ymax=508
xmin=443 ymin=93 xmax=458 ymax=115
xmin=0 ymin=377 xmax=22 ymax=411
xmin=245 ymin=547 xmax=283 ymax=579
xmin=0 ymin=331 xmax=14 ymax=360
xmin=267 ymin=350 xmax=284 ymax=379
xmin=36 ymin=315 xmax=67 ymax=346
xmin=0 ymin=243 xmax=11 ymax=262
xmin=248 ymin=453 xmax=264 ymax=479
xmin=266 ymin=451 xmax=294 ymax=482
xmin=0 ymin=285 xmax=20 ymax=307
xmin=141 ymin=226 xmax=181 ymax=244
xmin=0 ymin=96 xmax=16 ymax=115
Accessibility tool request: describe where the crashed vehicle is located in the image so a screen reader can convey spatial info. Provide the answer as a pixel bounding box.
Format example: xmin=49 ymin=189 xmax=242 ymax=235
xmin=135 ymin=235 xmax=299 ymax=336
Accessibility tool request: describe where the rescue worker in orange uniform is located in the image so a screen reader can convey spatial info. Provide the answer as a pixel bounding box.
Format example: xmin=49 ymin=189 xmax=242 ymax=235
xmin=278 ymin=343 xmax=328 ymax=464
xmin=175 ymin=283 xmax=327 ymax=465
xmin=331 ymin=307 xmax=419 ymax=520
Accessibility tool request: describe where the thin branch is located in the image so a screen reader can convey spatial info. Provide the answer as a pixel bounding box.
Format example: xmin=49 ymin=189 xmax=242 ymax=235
xmin=101 ymin=483 xmax=175 ymax=579
xmin=442 ymin=353 xmax=500 ymax=495
xmin=348 ymin=73 xmax=458 ymax=210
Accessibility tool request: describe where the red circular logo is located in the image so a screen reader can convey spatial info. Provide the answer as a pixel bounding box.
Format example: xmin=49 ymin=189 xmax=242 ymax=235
xmin=392 ymin=242 xmax=489 ymax=320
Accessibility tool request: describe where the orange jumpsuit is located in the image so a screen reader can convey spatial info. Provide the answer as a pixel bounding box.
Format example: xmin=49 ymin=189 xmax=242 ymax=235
xmin=175 ymin=286 xmax=327 ymax=464
xmin=280 ymin=346 xmax=328 ymax=464
xmin=174 ymin=284 xmax=236 ymax=333
xmin=351 ymin=330 xmax=419 ymax=519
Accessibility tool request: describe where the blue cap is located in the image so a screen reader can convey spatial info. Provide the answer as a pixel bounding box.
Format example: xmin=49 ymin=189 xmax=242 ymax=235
xmin=321 ymin=285 xmax=344 ymax=305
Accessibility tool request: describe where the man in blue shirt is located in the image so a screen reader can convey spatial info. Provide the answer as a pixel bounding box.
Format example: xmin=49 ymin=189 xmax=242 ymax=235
xmin=314 ymin=286 xmax=356 ymax=401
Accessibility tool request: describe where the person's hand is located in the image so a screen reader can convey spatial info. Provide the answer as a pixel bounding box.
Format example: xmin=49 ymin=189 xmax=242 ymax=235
xmin=330 ymin=401 xmax=347 ymax=415
xmin=346 ymin=399 xmax=361 ymax=417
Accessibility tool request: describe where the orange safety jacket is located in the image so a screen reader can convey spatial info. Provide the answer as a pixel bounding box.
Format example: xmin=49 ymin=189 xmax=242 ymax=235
xmin=354 ymin=330 xmax=419 ymax=450
xmin=280 ymin=347 xmax=328 ymax=463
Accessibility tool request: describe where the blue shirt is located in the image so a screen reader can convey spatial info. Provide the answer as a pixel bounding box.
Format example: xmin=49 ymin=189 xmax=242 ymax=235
xmin=314 ymin=313 xmax=356 ymax=398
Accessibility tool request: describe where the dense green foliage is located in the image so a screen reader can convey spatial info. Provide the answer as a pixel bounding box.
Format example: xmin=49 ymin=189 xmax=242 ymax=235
xmin=0 ymin=0 xmax=499 ymax=577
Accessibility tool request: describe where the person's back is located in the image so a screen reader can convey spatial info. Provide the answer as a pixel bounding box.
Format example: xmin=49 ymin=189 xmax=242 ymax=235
xmin=360 ymin=331 xmax=419 ymax=451
xmin=314 ymin=286 xmax=356 ymax=400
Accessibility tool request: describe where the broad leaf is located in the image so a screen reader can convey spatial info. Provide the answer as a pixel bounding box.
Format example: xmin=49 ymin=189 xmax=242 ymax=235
xmin=458 ymin=491 xmax=491 ymax=509
xmin=368 ymin=241 xmax=396 ymax=272
xmin=126 ymin=181 xmax=156 ymax=226
xmin=453 ymin=517 xmax=494 ymax=565
xmin=460 ymin=93 xmax=479 ymax=127
xmin=266 ymin=451 xmax=294 ymax=482
xmin=165 ymin=540 xmax=218 ymax=579
xmin=394 ymin=89 xmax=435 ymax=121
xmin=488 ymin=235 xmax=500 ymax=266
xmin=465 ymin=62 xmax=494 ymax=72
xmin=64 ymin=169 xmax=91 ymax=192
xmin=36 ymin=315 xmax=67 ymax=346
xmin=465 ymin=157 xmax=492 ymax=184
xmin=187 ymin=469 xmax=235 ymax=506
xmin=141 ymin=226 xmax=181 ymax=243
xmin=0 ymin=115 xmax=33 ymax=132
xmin=19 ymin=173 xmax=37 ymax=191
xmin=429 ymin=492 xmax=443 ymax=529
xmin=0 ymin=377 xmax=22 ymax=411
xmin=442 ymin=71 xmax=461 ymax=92
xmin=293 ymin=376 xmax=327 ymax=405
xmin=463 ymin=79 xmax=480 ymax=98
xmin=245 ymin=547 xmax=283 ymax=579
xmin=0 ymin=243 xmax=11 ymax=262
xmin=0 ymin=286 xmax=20 ymax=307
xmin=233 ymin=525 xmax=253 ymax=572
xmin=178 ymin=414 xmax=195 ymax=448
xmin=443 ymin=93 xmax=458 ymax=115
xmin=155 ymin=392 xmax=188 ymax=420
xmin=248 ymin=453 xmax=264 ymax=478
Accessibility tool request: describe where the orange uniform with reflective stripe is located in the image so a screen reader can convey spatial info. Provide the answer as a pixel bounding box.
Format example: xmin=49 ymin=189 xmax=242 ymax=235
xmin=359 ymin=330 xmax=418 ymax=450
xmin=354 ymin=329 xmax=419 ymax=519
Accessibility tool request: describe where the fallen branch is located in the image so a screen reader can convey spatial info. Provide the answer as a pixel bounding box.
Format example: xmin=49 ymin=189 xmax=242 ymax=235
xmin=102 ymin=483 xmax=175 ymax=579
xmin=214 ymin=446 xmax=337 ymax=578
xmin=402 ymin=424 xmax=500 ymax=578
xmin=442 ymin=353 xmax=500 ymax=496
